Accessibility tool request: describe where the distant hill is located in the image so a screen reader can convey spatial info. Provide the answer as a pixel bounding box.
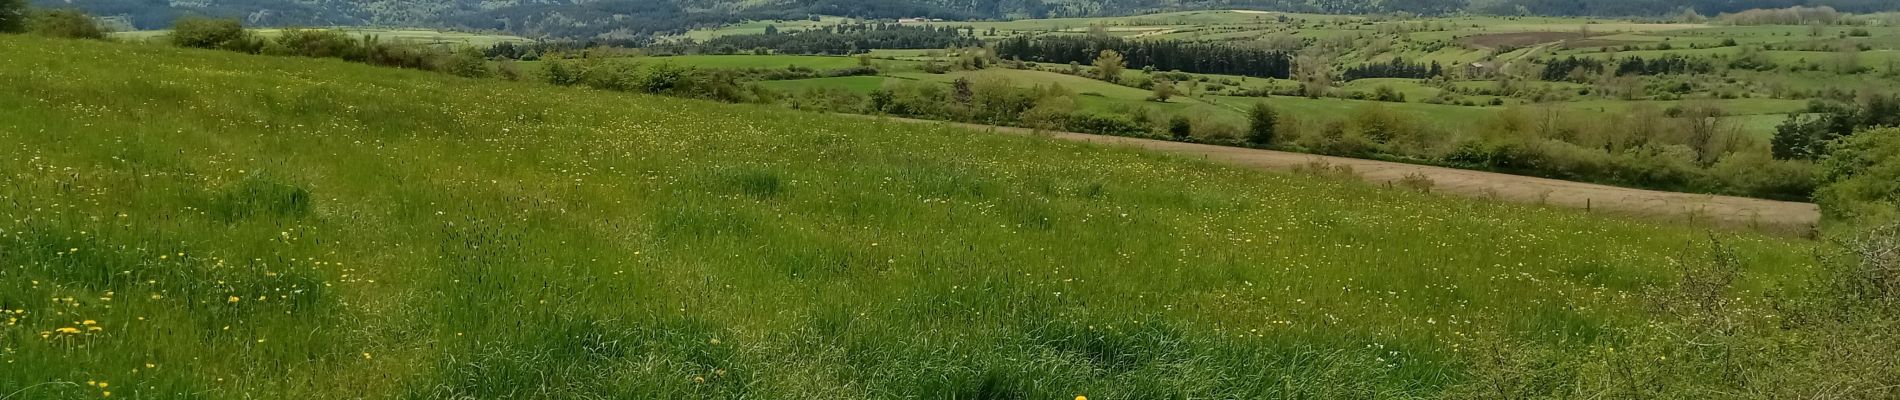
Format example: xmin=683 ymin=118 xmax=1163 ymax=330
xmin=35 ymin=0 xmax=1900 ymax=38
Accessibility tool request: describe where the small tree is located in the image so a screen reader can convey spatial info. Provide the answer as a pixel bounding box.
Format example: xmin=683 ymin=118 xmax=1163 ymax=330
xmin=1149 ymin=80 xmax=1177 ymax=102
xmin=27 ymin=9 xmax=104 ymax=39
xmin=1246 ymin=102 xmax=1278 ymax=147
xmin=1168 ymin=116 xmax=1193 ymax=141
xmin=0 ymin=0 xmax=27 ymax=33
xmin=1094 ymin=49 xmax=1125 ymax=83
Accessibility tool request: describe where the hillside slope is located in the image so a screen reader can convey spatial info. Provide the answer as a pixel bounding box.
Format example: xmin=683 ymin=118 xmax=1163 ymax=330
xmin=0 ymin=37 xmax=1817 ymax=398
xmin=41 ymin=0 xmax=1900 ymax=36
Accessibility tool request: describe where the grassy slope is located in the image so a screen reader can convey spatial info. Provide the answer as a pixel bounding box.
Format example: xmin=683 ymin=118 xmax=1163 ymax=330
xmin=0 ymin=37 xmax=1818 ymax=398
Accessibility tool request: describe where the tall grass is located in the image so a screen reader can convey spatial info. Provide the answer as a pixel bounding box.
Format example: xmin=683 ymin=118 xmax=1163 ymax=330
xmin=0 ymin=36 xmax=1823 ymax=398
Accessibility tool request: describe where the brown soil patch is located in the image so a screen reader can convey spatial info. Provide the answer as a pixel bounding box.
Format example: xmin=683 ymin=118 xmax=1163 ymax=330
xmin=1463 ymin=32 xmax=1590 ymax=49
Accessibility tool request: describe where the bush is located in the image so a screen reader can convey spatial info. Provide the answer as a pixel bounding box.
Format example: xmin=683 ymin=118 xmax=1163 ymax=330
xmin=1060 ymin=113 xmax=1150 ymax=138
xmin=170 ymin=17 xmax=251 ymax=51
xmin=441 ymin=47 xmax=492 ymax=78
xmin=1710 ymin=152 xmax=1817 ymax=200
xmin=0 ymin=0 xmax=25 ymax=33
xmin=26 ymin=9 xmax=103 ymax=39
xmin=1167 ymin=116 xmax=1192 ymax=141
xmin=1192 ymin=120 xmax=1242 ymax=145
xmin=268 ymin=29 xmax=362 ymax=60
xmin=1816 ymin=128 xmax=1900 ymax=223
xmin=1396 ymin=173 xmax=1435 ymax=192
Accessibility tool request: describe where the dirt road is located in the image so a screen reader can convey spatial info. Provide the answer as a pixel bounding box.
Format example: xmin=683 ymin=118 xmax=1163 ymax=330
xmin=866 ymin=116 xmax=1822 ymax=237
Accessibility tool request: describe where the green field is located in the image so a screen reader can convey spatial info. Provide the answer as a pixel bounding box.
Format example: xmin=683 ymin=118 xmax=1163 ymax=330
xmin=0 ymin=36 xmax=1831 ymax=398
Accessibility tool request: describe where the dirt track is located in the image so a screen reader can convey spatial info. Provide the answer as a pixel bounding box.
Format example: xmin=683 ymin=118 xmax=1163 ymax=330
xmin=866 ymin=116 xmax=1822 ymax=237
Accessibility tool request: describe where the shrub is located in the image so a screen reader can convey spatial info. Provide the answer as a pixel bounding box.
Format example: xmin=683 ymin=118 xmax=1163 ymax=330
xmin=0 ymin=0 xmax=25 ymax=33
xmin=25 ymin=9 xmax=103 ymax=39
xmin=1816 ymin=128 xmax=1900 ymax=223
xmin=1060 ymin=113 xmax=1150 ymax=138
xmin=268 ymin=29 xmax=362 ymax=60
xmin=170 ymin=17 xmax=251 ymax=51
xmin=1710 ymin=152 xmax=1817 ymax=200
xmin=1167 ymin=116 xmax=1192 ymax=141
xmin=1192 ymin=120 xmax=1242 ymax=145
xmin=441 ymin=47 xmax=492 ymax=78
xmin=1396 ymin=173 xmax=1435 ymax=193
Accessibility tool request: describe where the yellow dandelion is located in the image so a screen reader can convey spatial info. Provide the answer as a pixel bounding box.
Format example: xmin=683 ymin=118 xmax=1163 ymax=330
xmin=227 ymin=296 xmax=240 ymax=304
xmin=692 ymin=376 xmax=706 ymax=384
xmin=1077 ymin=396 xmax=1088 ymax=400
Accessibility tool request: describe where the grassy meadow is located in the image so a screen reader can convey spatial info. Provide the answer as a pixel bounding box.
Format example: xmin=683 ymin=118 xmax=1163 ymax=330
xmin=0 ymin=35 xmax=1838 ymax=398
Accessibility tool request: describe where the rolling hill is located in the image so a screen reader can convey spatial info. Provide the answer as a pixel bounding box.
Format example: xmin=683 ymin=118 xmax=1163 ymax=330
xmin=37 ymin=0 xmax=1900 ymax=38
xmin=0 ymin=35 xmax=1846 ymax=398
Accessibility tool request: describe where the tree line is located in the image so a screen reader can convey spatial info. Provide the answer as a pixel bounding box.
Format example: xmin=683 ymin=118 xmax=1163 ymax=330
xmin=1540 ymin=55 xmax=1716 ymax=82
xmin=1341 ymin=57 xmax=1444 ymax=81
xmin=994 ymin=35 xmax=1293 ymax=79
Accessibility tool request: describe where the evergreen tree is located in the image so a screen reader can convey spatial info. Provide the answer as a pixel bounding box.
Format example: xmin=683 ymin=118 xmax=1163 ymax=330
xmin=1246 ymin=102 xmax=1278 ymax=147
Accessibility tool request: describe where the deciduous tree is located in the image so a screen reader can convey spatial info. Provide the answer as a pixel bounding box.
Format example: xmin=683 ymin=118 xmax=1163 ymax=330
xmin=1094 ymin=49 xmax=1125 ymax=83
xmin=1247 ymin=102 xmax=1279 ymax=147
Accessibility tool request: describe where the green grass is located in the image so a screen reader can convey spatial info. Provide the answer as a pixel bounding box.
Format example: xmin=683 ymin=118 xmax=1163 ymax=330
xmin=0 ymin=36 xmax=1822 ymax=398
